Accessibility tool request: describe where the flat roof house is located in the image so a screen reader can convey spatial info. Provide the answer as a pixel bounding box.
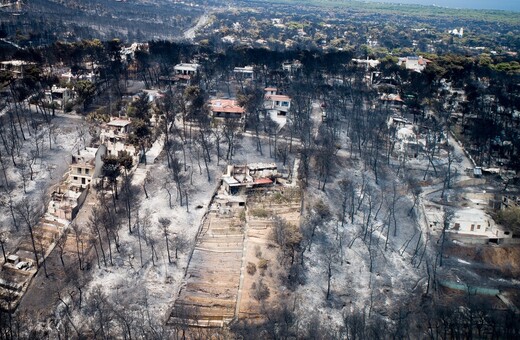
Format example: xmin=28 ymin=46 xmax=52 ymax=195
xmin=69 ymin=146 xmax=106 ymax=188
xmin=397 ymin=56 xmax=431 ymax=73
xmin=233 ymin=66 xmax=254 ymax=81
xmin=45 ymin=85 xmax=75 ymax=109
xmin=100 ymin=118 xmax=136 ymax=157
xmin=174 ymin=63 xmax=200 ymax=76
xmin=221 ymin=163 xmax=277 ymax=195
xmin=449 ymin=207 xmax=512 ymax=240
xmin=0 ymin=60 xmax=34 ymax=79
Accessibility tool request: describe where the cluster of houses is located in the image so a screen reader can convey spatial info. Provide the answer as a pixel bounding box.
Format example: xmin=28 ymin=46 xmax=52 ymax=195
xmin=0 ymin=104 xmax=143 ymax=311
xmin=47 ymin=116 xmax=139 ymax=223
xmin=0 ymin=59 xmax=100 ymax=110
xmin=208 ymin=86 xmax=292 ymax=129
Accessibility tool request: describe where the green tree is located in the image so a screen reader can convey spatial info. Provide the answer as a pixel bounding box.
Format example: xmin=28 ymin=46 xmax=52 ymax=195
xmin=102 ymin=155 xmax=121 ymax=199
xmin=130 ymin=119 xmax=152 ymax=165
xmin=128 ymin=92 xmax=151 ymax=123
xmin=496 ymin=206 xmax=520 ymax=236
xmin=75 ymin=80 xmax=96 ymax=112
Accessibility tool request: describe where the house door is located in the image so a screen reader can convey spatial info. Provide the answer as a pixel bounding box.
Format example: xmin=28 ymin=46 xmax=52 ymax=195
xmin=82 ymin=178 xmax=86 ymax=185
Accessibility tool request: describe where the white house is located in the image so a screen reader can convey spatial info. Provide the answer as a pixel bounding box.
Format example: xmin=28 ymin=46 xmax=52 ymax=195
xmin=69 ymin=146 xmax=106 ymax=188
xmin=45 ymin=85 xmax=74 ymax=109
xmin=233 ymin=66 xmax=254 ymax=81
xmin=397 ymin=56 xmax=431 ymax=73
xmin=449 ymin=28 xmax=464 ymax=38
xmin=282 ymin=60 xmax=302 ymax=73
xmin=100 ymin=118 xmax=136 ymax=157
xmin=0 ymin=60 xmax=34 ymax=79
xmin=396 ymin=126 xmax=422 ymax=158
xmin=449 ymin=207 xmax=512 ymax=239
xmin=352 ymin=58 xmax=380 ymax=68
xmin=48 ymin=183 xmax=88 ymax=221
xmin=173 ymin=63 xmax=200 ymax=76
xmin=264 ymin=88 xmax=291 ymax=116
xmin=221 ymin=163 xmax=277 ymax=195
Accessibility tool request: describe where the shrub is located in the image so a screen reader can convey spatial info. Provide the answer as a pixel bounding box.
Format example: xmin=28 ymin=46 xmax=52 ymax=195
xmin=258 ymin=258 xmax=269 ymax=270
xmin=250 ymin=208 xmax=270 ymax=218
xmin=64 ymin=102 xmax=74 ymax=113
xmin=252 ymin=279 xmax=270 ymax=301
xmin=247 ymin=262 xmax=257 ymax=275
xmin=255 ymin=245 xmax=262 ymax=258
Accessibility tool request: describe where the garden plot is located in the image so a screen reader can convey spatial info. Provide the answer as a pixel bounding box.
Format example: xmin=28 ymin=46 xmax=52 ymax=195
xmin=168 ymin=186 xmax=302 ymax=326
xmin=169 ymin=205 xmax=245 ymax=327
xmin=237 ymin=188 xmax=302 ymax=320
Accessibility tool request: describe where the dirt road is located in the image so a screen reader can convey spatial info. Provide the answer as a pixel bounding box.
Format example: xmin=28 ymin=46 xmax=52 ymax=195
xmin=183 ymin=12 xmax=210 ymax=40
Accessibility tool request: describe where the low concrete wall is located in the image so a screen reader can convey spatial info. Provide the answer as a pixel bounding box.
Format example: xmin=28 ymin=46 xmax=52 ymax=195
xmin=500 ymin=238 xmax=520 ymax=245
xmin=449 ymin=234 xmax=520 ymax=245
xmin=450 ymin=235 xmax=489 ymax=245
xmin=452 ymin=178 xmax=487 ymax=188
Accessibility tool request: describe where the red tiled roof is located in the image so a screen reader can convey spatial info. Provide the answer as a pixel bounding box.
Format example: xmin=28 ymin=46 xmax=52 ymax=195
xmin=210 ymin=99 xmax=245 ymax=114
xmin=175 ymin=74 xmax=192 ymax=80
xmin=418 ymin=58 xmax=431 ymax=65
xmin=266 ymin=94 xmax=291 ymax=101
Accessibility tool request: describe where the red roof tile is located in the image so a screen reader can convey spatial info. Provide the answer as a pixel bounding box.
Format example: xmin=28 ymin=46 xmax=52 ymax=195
xmin=210 ymin=99 xmax=245 ymax=114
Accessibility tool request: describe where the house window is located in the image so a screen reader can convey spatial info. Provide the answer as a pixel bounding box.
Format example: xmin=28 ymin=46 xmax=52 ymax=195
xmin=85 ymin=169 xmax=90 ymax=175
xmin=454 ymin=223 xmax=461 ymax=230
xmin=471 ymin=224 xmax=475 ymax=231
xmin=477 ymin=225 xmax=481 ymax=229
xmin=73 ymin=176 xmax=78 ymax=180
xmin=77 ymin=168 xmax=82 ymax=174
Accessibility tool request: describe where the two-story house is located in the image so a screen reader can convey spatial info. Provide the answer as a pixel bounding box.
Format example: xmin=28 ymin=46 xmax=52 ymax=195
xmin=100 ymin=118 xmax=136 ymax=157
xmin=45 ymin=85 xmax=75 ymax=109
xmin=69 ymin=146 xmax=106 ymax=188
xmin=264 ymin=88 xmax=291 ymax=116
xmin=0 ymin=60 xmax=35 ymax=79
xmin=233 ymin=66 xmax=254 ymax=81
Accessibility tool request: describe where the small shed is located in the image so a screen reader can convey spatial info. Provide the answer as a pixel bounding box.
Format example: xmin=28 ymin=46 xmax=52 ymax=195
xmin=6 ymin=254 xmax=20 ymax=265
